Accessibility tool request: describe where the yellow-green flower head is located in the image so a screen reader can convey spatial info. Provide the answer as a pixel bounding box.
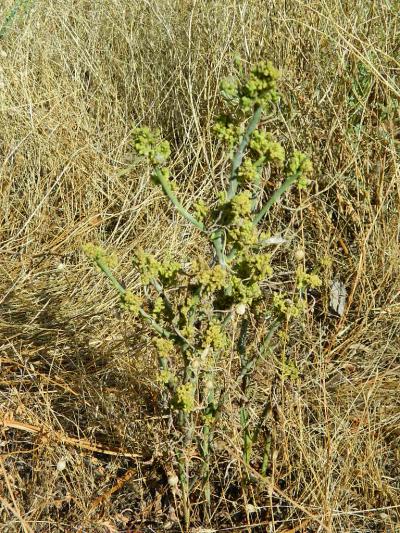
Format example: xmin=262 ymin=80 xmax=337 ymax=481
xmin=237 ymin=253 xmax=273 ymax=282
xmin=134 ymin=249 xmax=161 ymax=285
xmin=154 ymin=337 xmax=175 ymax=358
xmin=152 ymin=296 xmax=165 ymax=316
xmin=158 ymin=368 xmax=176 ymax=386
xmin=175 ymin=383 xmax=196 ymax=413
xmin=194 ymin=199 xmax=209 ymax=222
xmin=213 ymin=115 xmax=242 ymax=150
xmin=286 ymin=151 xmax=313 ymax=177
xmin=250 ymin=131 xmax=285 ymax=165
xmin=180 ymin=324 xmax=196 ymax=341
xmin=158 ymin=259 xmax=181 ymax=284
xmin=82 ymin=243 xmax=118 ymax=269
xmin=228 ymin=219 xmax=258 ymax=248
xmin=220 ymin=76 xmax=239 ymax=102
xmin=273 ymin=292 xmax=307 ymax=319
xmin=238 ymin=158 xmax=259 ymax=184
xmin=203 ymin=321 xmax=228 ymax=351
xmin=273 ymin=292 xmax=287 ymax=314
xmin=230 ymin=191 xmax=253 ymax=219
xmin=229 ymin=276 xmax=262 ymax=304
xmin=296 ymin=265 xmax=322 ymax=290
xmin=131 ymin=126 xmax=170 ymax=166
xmin=120 ymin=290 xmax=142 ymax=316
xmin=239 ymin=60 xmax=280 ymax=111
xmin=192 ymin=259 xmax=227 ymax=292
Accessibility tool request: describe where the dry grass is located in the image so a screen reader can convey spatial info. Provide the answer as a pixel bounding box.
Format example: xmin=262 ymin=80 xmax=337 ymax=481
xmin=0 ymin=0 xmax=399 ymax=531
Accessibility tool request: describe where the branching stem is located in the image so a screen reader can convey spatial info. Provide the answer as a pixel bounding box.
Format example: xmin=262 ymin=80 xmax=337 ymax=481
xmin=227 ymin=105 xmax=263 ymax=200
xmin=253 ymin=171 xmax=300 ymax=225
xmin=153 ymin=168 xmax=205 ymax=232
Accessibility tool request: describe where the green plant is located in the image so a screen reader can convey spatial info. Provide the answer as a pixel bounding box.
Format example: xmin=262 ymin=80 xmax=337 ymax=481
xmin=83 ymin=60 xmax=319 ymax=526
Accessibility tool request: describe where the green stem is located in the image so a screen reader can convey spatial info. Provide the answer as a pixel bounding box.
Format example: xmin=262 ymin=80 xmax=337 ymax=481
xmin=210 ymin=229 xmax=226 ymax=267
xmin=227 ymin=105 xmax=263 ymax=200
xmin=153 ymin=168 xmax=205 ymax=232
xmin=261 ymin=433 xmax=272 ymax=476
xmin=251 ymin=156 xmax=266 ymax=211
xmin=253 ymin=171 xmax=300 ymax=225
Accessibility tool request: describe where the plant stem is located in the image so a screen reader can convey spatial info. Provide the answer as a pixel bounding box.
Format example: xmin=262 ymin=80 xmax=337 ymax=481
xmin=227 ymin=105 xmax=263 ymax=200
xmin=153 ymin=168 xmax=205 ymax=232
xmin=210 ymin=229 xmax=226 ymax=267
xmin=253 ymin=171 xmax=300 ymax=225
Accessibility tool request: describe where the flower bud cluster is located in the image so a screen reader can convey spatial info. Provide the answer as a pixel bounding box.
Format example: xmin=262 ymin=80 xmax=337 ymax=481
xmin=82 ymin=243 xmax=118 ymax=270
xmin=174 ymin=383 xmax=196 ymax=413
xmin=120 ymin=290 xmax=142 ymax=316
xmin=237 ymin=158 xmax=259 ymax=184
xmin=192 ymin=260 xmax=227 ymax=292
xmin=273 ymin=292 xmax=307 ymax=319
xmin=249 ymin=131 xmax=285 ymax=166
xmin=134 ymin=250 xmax=181 ymax=286
xmin=296 ymin=266 xmax=322 ymax=290
xmin=220 ymin=60 xmax=280 ymax=112
xmin=286 ymin=151 xmax=313 ymax=189
xmin=213 ymin=115 xmax=243 ymax=150
xmin=203 ymin=321 xmax=228 ymax=351
xmin=240 ymin=61 xmax=280 ymax=111
xmin=131 ymin=126 xmax=170 ymax=166
xmin=154 ymin=337 xmax=175 ymax=358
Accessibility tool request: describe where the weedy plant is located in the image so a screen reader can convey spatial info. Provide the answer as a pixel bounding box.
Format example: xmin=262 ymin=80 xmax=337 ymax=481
xmin=83 ymin=60 xmax=321 ymax=525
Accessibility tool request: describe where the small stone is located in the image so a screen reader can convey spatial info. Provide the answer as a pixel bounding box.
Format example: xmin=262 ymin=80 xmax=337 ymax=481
xmin=56 ymin=459 xmax=67 ymax=471
xmin=236 ymin=303 xmax=247 ymax=315
xmin=168 ymin=474 xmax=179 ymax=487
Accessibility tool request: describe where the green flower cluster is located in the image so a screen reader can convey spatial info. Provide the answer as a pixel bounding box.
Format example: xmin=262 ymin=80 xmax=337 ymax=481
xmin=230 ymin=191 xmax=253 ymax=219
xmin=296 ymin=266 xmax=322 ymax=290
xmin=228 ymin=219 xmax=258 ymax=248
xmin=194 ymin=199 xmax=209 ymax=222
xmin=220 ymin=77 xmax=239 ymax=102
xmin=134 ymin=250 xmax=181 ymax=286
xmin=154 ymin=337 xmax=175 ymax=358
xmin=239 ymin=60 xmax=280 ymax=111
xmin=213 ymin=115 xmax=242 ymax=150
xmin=192 ymin=260 xmax=227 ymax=292
xmin=222 ymin=252 xmax=273 ymax=305
xmin=82 ymin=243 xmax=118 ymax=270
xmin=152 ymin=296 xmax=165 ymax=316
xmin=175 ymin=383 xmax=196 ymax=413
xmin=236 ymin=253 xmax=273 ymax=282
xmin=221 ymin=192 xmax=259 ymax=249
xmin=273 ymin=292 xmax=306 ymax=319
xmin=228 ymin=276 xmax=262 ymax=304
xmin=120 ymin=290 xmax=142 ymax=316
xmin=286 ymin=151 xmax=313 ymax=188
xmin=158 ymin=259 xmax=181 ymax=283
xmin=203 ymin=321 xmax=227 ymax=351
xmin=158 ymin=368 xmax=176 ymax=386
xmin=131 ymin=126 xmax=171 ymax=166
xmin=134 ymin=249 xmax=160 ymax=285
xmin=237 ymin=157 xmax=259 ymax=184
xmin=249 ymin=131 xmax=285 ymax=165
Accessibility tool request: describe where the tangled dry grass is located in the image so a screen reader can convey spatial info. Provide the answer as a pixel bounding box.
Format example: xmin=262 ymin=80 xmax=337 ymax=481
xmin=0 ymin=0 xmax=399 ymax=531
